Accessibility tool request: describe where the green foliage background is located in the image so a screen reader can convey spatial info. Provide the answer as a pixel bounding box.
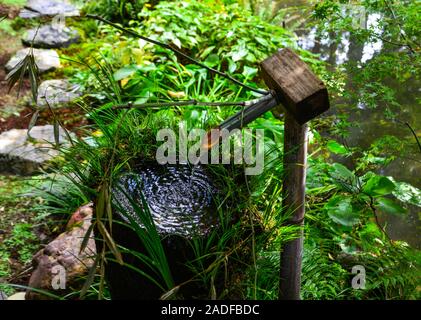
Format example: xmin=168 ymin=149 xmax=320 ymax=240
xmin=0 ymin=0 xmax=419 ymax=300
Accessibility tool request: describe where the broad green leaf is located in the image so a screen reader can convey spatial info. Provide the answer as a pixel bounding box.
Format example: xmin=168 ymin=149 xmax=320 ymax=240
xmin=114 ymin=65 xmax=138 ymax=81
xmin=255 ymin=36 xmax=269 ymax=47
xmin=363 ymin=175 xmax=395 ymax=196
xmin=327 ymin=140 xmax=347 ymax=154
xmin=331 ymin=163 xmax=355 ymax=181
xmin=246 ymin=52 xmax=257 ymax=63
xmin=134 ymin=96 xmax=150 ymax=105
xmin=364 ymin=153 xmax=389 ymax=165
xmin=242 ymin=66 xmax=258 ymax=79
xmin=325 ymin=196 xmax=360 ymax=226
xmin=138 ymin=63 xmax=157 ymax=73
xmin=391 ymin=178 xmax=421 ymax=207
xmin=172 ymin=37 xmax=182 ymax=49
xmin=228 ymin=58 xmax=237 ymax=73
xmin=231 ymin=44 xmax=248 ymax=62
xmin=199 ymin=46 xmax=215 ymax=59
xmin=376 ymin=197 xmax=406 ymax=215
xmin=204 ymin=53 xmax=220 ymax=67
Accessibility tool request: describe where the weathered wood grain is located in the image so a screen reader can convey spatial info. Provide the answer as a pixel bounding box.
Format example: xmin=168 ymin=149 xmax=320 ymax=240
xmin=278 ymin=112 xmax=308 ymax=300
xmin=260 ymin=48 xmax=329 ymax=124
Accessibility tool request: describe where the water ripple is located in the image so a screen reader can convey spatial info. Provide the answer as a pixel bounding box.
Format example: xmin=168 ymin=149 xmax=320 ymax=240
xmin=112 ymin=164 xmax=218 ymax=238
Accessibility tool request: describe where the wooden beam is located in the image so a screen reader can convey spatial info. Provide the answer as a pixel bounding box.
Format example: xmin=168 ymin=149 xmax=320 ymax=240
xmin=260 ymin=48 xmax=329 ymax=125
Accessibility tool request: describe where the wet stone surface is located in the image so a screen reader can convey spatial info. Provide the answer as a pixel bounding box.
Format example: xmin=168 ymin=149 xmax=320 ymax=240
xmin=19 ymin=0 xmax=80 ymax=19
xmin=5 ymin=48 xmax=60 ymax=73
xmin=37 ymin=79 xmax=82 ymax=108
xmin=0 ymin=125 xmax=71 ymax=175
xmin=22 ymin=25 xmax=80 ymax=49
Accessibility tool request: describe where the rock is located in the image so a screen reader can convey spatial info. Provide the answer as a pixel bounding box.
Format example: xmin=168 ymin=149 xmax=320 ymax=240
xmin=0 ymin=4 xmax=20 ymax=19
xmin=26 ymin=203 xmax=96 ymax=300
xmin=7 ymin=292 xmax=26 ymax=300
xmin=23 ymin=25 xmax=80 ymax=49
xmin=37 ymin=79 xmax=82 ymax=108
xmin=0 ymin=125 xmax=72 ymax=175
xmin=5 ymin=48 xmax=60 ymax=73
xmin=19 ymin=0 xmax=80 ymax=19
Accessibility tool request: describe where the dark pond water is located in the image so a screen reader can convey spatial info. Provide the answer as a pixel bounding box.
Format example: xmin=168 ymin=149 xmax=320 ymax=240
xmin=112 ymin=164 xmax=218 ymax=238
xmin=279 ymin=1 xmax=420 ymax=248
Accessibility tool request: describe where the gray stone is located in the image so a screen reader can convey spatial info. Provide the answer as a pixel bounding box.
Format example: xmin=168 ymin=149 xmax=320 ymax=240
xmin=19 ymin=0 xmax=80 ymax=19
xmin=0 ymin=125 xmax=72 ymax=175
xmin=23 ymin=25 xmax=80 ymax=49
xmin=7 ymin=292 xmax=26 ymax=300
xmin=5 ymin=48 xmax=60 ymax=73
xmin=37 ymin=79 xmax=82 ymax=108
xmin=26 ymin=203 xmax=96 ymax=300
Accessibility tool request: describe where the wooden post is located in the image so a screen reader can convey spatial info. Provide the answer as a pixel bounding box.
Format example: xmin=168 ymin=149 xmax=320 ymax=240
xmin=278 ymin=112 xmax=308 ymax=300
xmin=260 ymin=48 xmax=329 ymax=300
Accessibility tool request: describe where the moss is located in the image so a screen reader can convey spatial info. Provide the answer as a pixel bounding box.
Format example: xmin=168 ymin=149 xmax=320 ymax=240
xmin=0 ymin=176 xmax=41 ymax=295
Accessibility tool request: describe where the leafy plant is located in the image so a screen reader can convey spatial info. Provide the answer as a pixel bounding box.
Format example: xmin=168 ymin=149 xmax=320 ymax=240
xmin=113 ymin=180 xmax=175 ymax=294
